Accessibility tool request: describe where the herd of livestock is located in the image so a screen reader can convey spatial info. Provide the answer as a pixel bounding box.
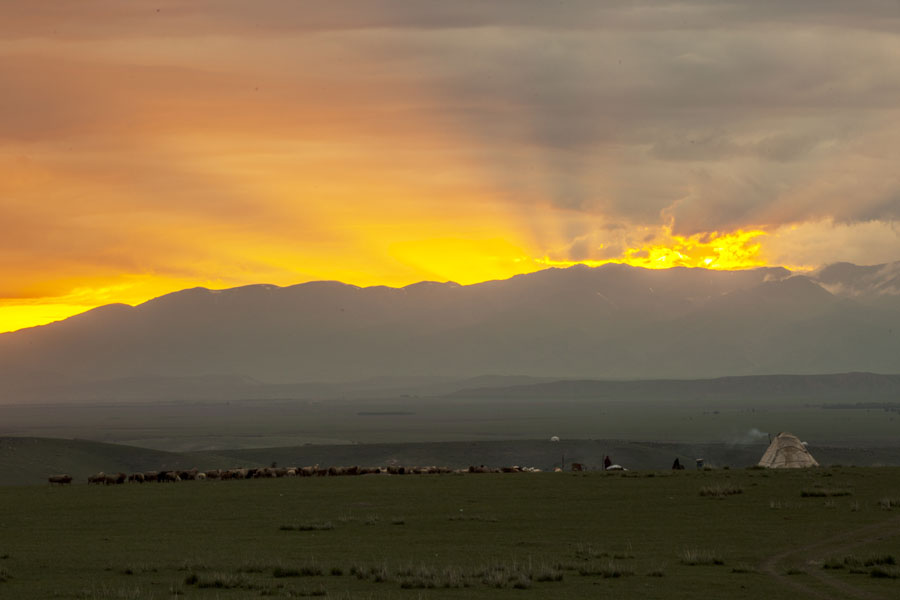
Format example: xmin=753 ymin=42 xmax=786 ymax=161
xmin=47 ymin=464 xmax=545 ymax=485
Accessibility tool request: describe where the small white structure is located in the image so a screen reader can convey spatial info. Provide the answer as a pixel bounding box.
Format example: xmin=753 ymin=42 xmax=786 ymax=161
xmin=758 ymin=432 xmax=819 ymax=468
xmin=550 ymin=436 xmax=560 ymax=442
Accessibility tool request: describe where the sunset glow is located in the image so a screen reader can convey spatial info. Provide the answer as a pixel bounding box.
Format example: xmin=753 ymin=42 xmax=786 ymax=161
xmin=538 ymin=229 xmax=768 ymax=272
xmin=0 ymin=227 xmax=772 ymax=333
xmin=2 ymin=3 xmax=899 ymax=333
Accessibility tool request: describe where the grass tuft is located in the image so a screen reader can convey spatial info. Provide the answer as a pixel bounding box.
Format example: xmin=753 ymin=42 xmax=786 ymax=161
xmin=398 ymin=565 xmax=470 ymax=589
xmin=699 ymin=484 xmax=743 ymax=497
xmin=533 ymin=565 xmax=563 ymax=582
xmin=833 ymin=554 xmax=897 ymax=569
xmin=193 ymin=572 xmax=253 ymax=589
xmin=573 ymin=544 xmax=634 ymax=561
xmin=273 ymin=562 xmax=324 ymax=577
xmin=280 ymin=521 xmax=334 ymax=532
xmin=351 ymin=564 xmax=392 ymax=583
xmin=578 ymin=560 xmax=635 ymax=578
xmin=800 ymin=488 xmax=852 ymax=497
xmin=679 ymin=547 xmax=724 ymax=566
xmin=731 ymin=563 xmax=758 ymax=574
xmin=870 ymin=565 xmax=900 ymax=579
xmin=879 ymin=497 xmax=900 ymax=510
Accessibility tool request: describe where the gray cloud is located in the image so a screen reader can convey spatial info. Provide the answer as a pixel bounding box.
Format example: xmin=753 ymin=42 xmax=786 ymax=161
xmin=2 ymin=1 xmax=899 ymax=268
xmin=4 ymin=2 xmax=900 ymax=39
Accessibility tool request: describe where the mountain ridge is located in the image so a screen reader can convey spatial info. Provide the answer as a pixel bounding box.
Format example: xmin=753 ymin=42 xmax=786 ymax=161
xmin=1 ymin=262 xmax=898 ymax=399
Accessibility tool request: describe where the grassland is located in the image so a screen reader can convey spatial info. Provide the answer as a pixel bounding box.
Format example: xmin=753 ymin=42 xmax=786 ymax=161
xmin=2 ymin=395 xmax=900 ymax=453
xmin=1 ymin=467 xmax=900 ymax=598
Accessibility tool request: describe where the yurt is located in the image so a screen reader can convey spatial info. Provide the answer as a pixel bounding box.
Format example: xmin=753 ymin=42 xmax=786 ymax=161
xmin=757 ymin=432 xmax=819 ymax=468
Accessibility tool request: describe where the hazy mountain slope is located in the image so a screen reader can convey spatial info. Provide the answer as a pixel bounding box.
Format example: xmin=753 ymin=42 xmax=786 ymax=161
xmin=0 ymin=437 xmax=253 ymax=486
xmin=1 ymin=263 xmax=898 ymax=400
xmin=449 ymin=372 xmax=900 ymax=403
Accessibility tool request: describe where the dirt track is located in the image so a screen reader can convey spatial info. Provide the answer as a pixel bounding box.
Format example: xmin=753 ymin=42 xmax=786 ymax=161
xmin=761 ymin=513 xmax=900 ymax=599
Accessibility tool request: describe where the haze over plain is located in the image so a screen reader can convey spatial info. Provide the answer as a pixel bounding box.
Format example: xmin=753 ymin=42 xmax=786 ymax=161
xmin=2 ymin=1 xmax=899 ymax=334
xmin=1 ymin=262 xmax=899 ymax=397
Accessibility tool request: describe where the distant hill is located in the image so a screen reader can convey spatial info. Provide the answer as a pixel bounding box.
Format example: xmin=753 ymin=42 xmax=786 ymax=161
xmin=1 ymin=262 xmax=899 ymax=403
xmin=449 ymin=372 xmax=900 ymax=403
xmin=0 ymin=437 xmax=253 ymax=486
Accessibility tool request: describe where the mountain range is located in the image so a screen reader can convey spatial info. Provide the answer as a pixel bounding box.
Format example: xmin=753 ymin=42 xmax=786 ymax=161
xmin=1 ymin=261 xmax=899 ymax=403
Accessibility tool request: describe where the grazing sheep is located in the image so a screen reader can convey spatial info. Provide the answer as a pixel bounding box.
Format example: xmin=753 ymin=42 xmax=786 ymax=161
xmin=222 ymin=468 xmax=248 ymax=480
xmin=254 ymin=467 xmax=276 ymax=478
xmin=87 ymin=472 xmax=105 ymax=484
xmin=158 ymin=471 xmax=180 ymax=483
xmin=196 ymin=472 xmax=206 ymax=480
xmin=48 ymin=474 xmax=72 ymax=485
xmin=177 ymin=469 xmax=198 ymax=481
xmin=128 ymin=473 xmax=145 ymax=483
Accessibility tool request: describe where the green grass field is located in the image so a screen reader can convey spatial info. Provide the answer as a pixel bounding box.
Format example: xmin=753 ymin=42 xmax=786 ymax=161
xmin=2 ymin=467 xmax=900 ymax=598
xmin=3 ymin=396 xmax=899 ymax=452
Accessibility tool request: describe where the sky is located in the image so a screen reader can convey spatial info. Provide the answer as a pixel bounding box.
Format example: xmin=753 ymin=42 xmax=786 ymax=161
xmin=2 ymin=1 xmax=899 ymax=333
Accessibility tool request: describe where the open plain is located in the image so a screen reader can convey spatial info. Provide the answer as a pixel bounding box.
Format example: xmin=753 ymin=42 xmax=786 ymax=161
xmin=2 ymin=466 xmax=900 ymax=599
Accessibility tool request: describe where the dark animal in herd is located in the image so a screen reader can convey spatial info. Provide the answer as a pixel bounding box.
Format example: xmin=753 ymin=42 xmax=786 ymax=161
xmin=86 ymin=472 xmax=127 ymax=485
xmin=48 ymin=474 xmax=72 ymax=485
xmin=73 ymin=464 xmax=541 ymax=485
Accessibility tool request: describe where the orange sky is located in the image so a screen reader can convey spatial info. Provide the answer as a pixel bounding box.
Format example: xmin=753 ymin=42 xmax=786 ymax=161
xmin=1 ymin=3 xmax=899 ymax=333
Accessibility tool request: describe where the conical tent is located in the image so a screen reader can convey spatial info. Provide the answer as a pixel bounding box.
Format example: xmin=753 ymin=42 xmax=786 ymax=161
xmin=758 ymin=432 xmax=819 ymax=468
